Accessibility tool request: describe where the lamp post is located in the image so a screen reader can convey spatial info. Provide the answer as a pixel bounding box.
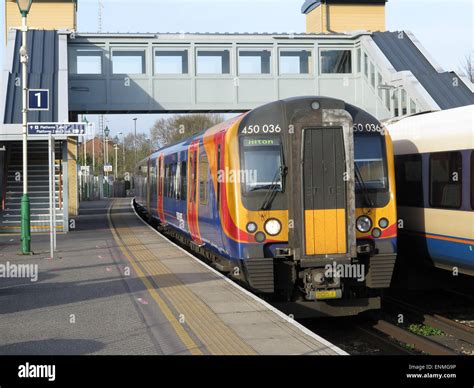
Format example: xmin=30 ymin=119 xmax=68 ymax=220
xmin=89 ymin=122 xmax=95 ymax=174
xmin=118 ymin=131 xmax=125 ymax=176
xmin=133 ymin=118 xmax=137 ymax=169
xmin=113 ymin=143 xmax=119 ymax=180
xmin=16 ymin=0 xmax=34 ymax=255
xmin=82 ymin=116 xmax=88 ymax=167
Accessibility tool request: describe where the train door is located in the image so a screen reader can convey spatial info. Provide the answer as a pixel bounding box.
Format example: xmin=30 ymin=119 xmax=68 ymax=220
xmin=285 ymin=104 xmax=356 ymax=263
xmin=303 ymin=128 xmax=346 ymax=255
xmin=215 ymin=139 xmax=226 ymax=249
xmin=146 ymin=158 xmax=151 ymax=214
xmin=157 ymin=155 xmax=166 ymax=223
xmin=187 ymin=141 xmax=203 ymax=245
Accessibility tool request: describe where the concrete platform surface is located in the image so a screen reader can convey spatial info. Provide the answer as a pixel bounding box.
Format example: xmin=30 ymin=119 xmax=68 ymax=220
xmin=0 ymin=198 xmax=346 ymax=355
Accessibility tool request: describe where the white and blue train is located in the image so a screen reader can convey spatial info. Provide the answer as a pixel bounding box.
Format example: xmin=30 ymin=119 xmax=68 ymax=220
xmin=388 ymin=105 xmax=474 ymax=275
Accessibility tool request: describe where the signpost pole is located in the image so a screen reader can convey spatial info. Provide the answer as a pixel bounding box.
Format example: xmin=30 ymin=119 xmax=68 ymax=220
xmin=20 ymin=14 xmax=30 ymax=254
xmin=48 ymin=133 xmax=54 ymax=259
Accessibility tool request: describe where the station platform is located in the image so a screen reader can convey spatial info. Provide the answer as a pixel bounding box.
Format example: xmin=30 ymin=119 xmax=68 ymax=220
xmin=0 ymin=198 xmax=345 ymax=355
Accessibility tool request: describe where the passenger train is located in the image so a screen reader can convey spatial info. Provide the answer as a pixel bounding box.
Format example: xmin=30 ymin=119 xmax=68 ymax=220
xmin=135 ymin=96 xmax=397 ymax=317
xmin=388 ymin=105 xmax=474 ymax=276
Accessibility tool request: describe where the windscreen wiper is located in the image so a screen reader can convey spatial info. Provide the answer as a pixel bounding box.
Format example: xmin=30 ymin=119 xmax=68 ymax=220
xmin=355 ymin=163 xmax=374 ymax=208
xmin=259 ymin=165 xmax=286 ymax=211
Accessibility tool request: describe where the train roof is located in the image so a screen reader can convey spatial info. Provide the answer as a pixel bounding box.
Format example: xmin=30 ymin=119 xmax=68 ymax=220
xmin=387 ymin=105 xmax=474 ymax=155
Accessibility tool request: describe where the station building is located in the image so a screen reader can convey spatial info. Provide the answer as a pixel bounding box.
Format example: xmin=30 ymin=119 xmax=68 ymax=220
xmin=0 ymin=0 xmax=473 ymax=234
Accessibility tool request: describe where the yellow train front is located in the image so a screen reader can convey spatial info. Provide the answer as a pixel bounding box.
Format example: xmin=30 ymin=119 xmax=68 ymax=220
xmin=135 ymin=96 xmax=397 ymax=317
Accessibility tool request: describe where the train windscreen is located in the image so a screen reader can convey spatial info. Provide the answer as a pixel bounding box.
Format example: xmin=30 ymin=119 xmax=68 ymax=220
xmin=240 ymin=137 xmax=283 ymax=193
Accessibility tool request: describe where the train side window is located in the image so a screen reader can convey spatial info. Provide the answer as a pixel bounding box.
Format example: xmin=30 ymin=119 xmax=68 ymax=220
xmin=164 ymin=165 xmax=170 ymax=198
xmin=471 ymin=151 xmax=474 ymax=210
xmin=172 ymin=162 xmax=178 ymax=199
xmin=396 ymin=154 xmax=423 ymax=207
xmin=199 ymin=154 xmax=209 ymax=204
xmin=181 ymin=161 xmax=187 ymax=201
xmin=157 ymin=159 xmax=161 ymax=196
xmin=429 ymin=151 xmax=462 ymax=209
xmin=175 ymin=162 xmax=181 ymax=200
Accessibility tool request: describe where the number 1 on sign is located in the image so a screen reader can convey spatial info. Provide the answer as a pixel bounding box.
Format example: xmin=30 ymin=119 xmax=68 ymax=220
xmin=34 ymin=92 xmax=42 ymax=107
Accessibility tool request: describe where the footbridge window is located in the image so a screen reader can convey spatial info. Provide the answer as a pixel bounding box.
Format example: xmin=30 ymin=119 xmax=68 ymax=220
xmin=197 ymin=50 xmax=231 ymax=75
xmin=279 ymin=50 xmax=313 ymax=75
xmin=112 ymin=50 xmax=146 ymax=74
xmin=238 ymin=49 xmax=272 ymax=75
xmin=155 ymin=49 xmax=189 ymax=75
xmin=320 ymin=49 xmax=352 ymax=74
xmin=70 ymin=48 xmax=103 ymax=75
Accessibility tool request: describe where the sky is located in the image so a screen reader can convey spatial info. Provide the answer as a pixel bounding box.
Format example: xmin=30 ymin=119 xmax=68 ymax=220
xmin=1 ymin=0 xmax=473 ymax=137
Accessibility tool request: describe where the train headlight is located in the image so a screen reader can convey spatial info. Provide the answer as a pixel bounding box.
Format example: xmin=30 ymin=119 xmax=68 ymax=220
xmin=255 ymin=232 xmax=266 ymax=243
xmin=378 ymin=218 xmax=389 ymax=229
xmin=356 ymin=216 xmax=372 ymax=233
xmin=264 ymin=219 xmax=281 ymax=236
xmin=372 ymin=228 xmax=382 ymax=238
xmin=246 ymin=222 xmax=257 ymax=233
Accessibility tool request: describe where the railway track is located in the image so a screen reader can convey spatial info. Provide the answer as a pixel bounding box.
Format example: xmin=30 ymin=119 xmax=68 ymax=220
xmin=381 ymin=294 xmax=474 ymax=355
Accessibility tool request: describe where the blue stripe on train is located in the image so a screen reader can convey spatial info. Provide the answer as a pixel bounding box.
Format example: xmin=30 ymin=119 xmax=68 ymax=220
xmin=402 ymin=231 xmax=474 ymax=270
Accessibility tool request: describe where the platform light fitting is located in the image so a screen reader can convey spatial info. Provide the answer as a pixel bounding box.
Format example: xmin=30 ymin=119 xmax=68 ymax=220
xmin=16 ymin=0 xmax=34 ymax=16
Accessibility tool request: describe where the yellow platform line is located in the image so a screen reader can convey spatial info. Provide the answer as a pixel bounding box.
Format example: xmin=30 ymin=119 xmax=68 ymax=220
xmin=116 ymin=221 xmax=255 ymax=355
xmin=107 ymin=200 xmax=203 ymax=355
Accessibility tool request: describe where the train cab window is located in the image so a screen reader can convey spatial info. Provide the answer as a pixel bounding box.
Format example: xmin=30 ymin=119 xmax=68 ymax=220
xmin=320 ymin=50 xmax=352 ymax=74
xmin=238 ymin=50 xmax=271 ymax=75
xmin=196 ymin=50 xmax=230 ymax=74
xmin=429 ymin=152 xmax=462 ymax=209
xmin=395 ymin=154 xmax=423 ymax=207
xmin=354 ymin=134 xmax=388 ymax=191
xmin=279 ymin=50 xmax=312 ymax=75
xmin=471 ymin=152 xmax=474 ymax=210
xmin=155 ymin=50 xmax=188 ymax=74
xmin=199 ymin=155 xmax=209 ymax=204
xmin=241 ymin=137 xmax=283 ymax=193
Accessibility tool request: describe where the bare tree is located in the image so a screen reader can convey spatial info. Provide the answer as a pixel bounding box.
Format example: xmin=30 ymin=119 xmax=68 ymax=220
xmin=150 ymin=113 xmax=224 ymax=148
xmin=458 ymin=53 xmax=474 ymax=83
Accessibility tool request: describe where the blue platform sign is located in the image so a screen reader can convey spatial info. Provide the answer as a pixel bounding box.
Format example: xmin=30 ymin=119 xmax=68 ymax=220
xmin=27 ymin=123 xmax=87 ymax=137
xmin=28 ymin=89 xmax=49 ymax=111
